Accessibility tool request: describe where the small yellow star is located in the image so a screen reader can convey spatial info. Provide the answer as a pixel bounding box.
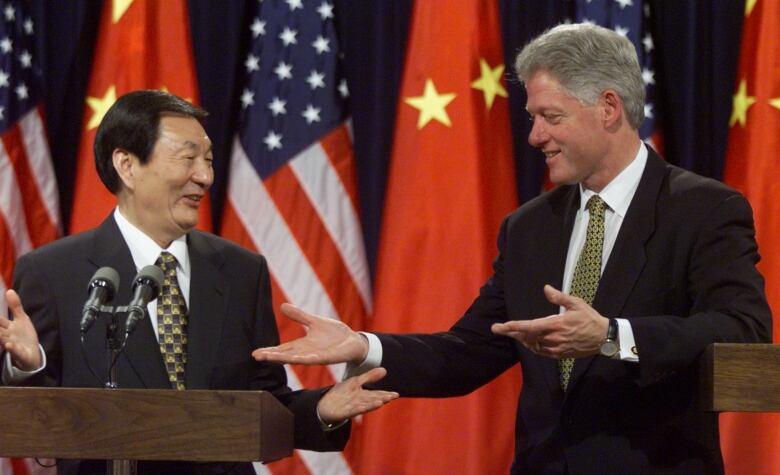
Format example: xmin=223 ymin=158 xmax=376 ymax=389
xmin=404 ymin=79 xmax=457 ymax=129
xmin=113 ymin=0 xmax=135 ymax=23
xmin=471 ymin=58 xmax=508 ymax=110
xmin=769 ymin=98 xmax=780 ymax=111
xmin=85 ymin=85 xmax=117 ymax=131
xmin=729 ymin=79 xmax=756 ymax=128
xmin=745 ymin=0 xmax=757 ymax=16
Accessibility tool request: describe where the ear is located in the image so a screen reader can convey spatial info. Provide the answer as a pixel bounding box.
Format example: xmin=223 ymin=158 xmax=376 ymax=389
xmin=600 ymin=89 xmax=623 ymax=128
xmin=112 ymin=148 xmax=136 ymax=191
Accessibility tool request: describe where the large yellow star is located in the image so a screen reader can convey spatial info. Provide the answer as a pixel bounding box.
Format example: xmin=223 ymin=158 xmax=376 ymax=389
xmin=86 ymin=85 xmax=117 ymax=131
xmin=729 ymin=79 xmax=756 ymax=128
xmin=113 ymin=0 xmax=135 ymax=23
xmin=404 ymin=79 xmax=457 ymax=129
xmin=471 ymin=58 xmax=508 ymax=110
xmin=745 ymin=0 xmax=757 ymax=16
xmin=770 ymin=98 xmax=780 ymax=111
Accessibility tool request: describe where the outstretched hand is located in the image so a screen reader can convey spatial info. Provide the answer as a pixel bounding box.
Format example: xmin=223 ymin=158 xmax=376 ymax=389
xmin=491 ymin=285 xmax=609 ymax=359
xmin=252 ymin=303 xmax=369 ymax=365
xmin=317 ymin=367 xmax=399 ymax=424
xmin=0 ymin=290 xmax=42 ymax=371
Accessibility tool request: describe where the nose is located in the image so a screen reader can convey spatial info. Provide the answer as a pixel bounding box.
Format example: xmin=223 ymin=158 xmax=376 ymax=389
xmin=528 ymin=118 xmax=548 ymax=148
xmin=192 ymin=158 xmax=214 ymax=189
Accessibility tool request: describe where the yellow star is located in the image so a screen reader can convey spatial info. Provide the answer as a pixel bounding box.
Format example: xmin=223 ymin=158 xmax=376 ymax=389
xmin=729 ymin=79 xmax=756 ymax=128
xmin=770 ymin=98 xmax=780 ymax=111
xmin=471 ymin=58 xmax=508 ymax=110
xmin=86 ymin=85 xmax=117 ymax=131
xmin=745 ymin=0 xmax=757 ymax=16
xmin=113 ymin=0 xmax=135 ymax=23
xmin=404 ymin=79 xmax=457 ymax=129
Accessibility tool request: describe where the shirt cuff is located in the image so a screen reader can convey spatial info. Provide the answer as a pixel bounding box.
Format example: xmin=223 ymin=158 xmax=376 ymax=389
xmin=316 ymin=404 xmax=349 ymax=432
xmin=343 ymin=332 xmax=383 ymax=379
xmin=2 ymin=344 xmax=47 ymax=384
xmin=615 ymin=318 xmax=639 ymax=362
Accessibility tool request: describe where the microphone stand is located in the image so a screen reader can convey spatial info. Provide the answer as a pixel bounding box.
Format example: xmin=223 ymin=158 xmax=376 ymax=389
xmin=85 ymin=304 xmax=138 ymax=475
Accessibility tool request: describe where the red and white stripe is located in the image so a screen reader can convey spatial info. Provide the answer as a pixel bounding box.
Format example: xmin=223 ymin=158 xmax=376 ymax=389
xmin=222 ymin=124 xmax=370 ymax=475
xmin=0 ymin=106 xmax=60 ymax=315
xmin=0 ymin=107 xmax=59 ymax=475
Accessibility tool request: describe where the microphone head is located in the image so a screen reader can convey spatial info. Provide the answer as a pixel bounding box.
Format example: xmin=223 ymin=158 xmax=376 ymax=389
xmin=133 ymin=265 xmax=164 ymax=301
xmin=87 ymin=267 xmax=120 ymax=301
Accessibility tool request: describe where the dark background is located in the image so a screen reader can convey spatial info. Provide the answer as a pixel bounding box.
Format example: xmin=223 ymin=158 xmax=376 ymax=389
xmin=29 ymin=0 xmax=744 ymax=278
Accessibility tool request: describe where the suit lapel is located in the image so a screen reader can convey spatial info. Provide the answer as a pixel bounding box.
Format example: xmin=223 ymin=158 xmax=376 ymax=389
xmin=185 ymin=231 xmax=228 ymax=389
xmin=87 ymin=216 xmax=170 ymax=389
xmin=533 ymin=187 xmax=580 ymax=395
xmin=568 ymin=150 xmax=666 ymax=389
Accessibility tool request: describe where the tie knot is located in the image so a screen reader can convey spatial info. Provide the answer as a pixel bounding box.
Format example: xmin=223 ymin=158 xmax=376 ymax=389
xmin=587 ymin=195 xmax=606 ymax=219
xmin=155 ymin=252 xmax=178 ymax=273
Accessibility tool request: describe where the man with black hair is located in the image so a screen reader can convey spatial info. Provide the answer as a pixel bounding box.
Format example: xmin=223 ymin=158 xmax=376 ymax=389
xmin=2 ymin=89 xmax=396 ymax=474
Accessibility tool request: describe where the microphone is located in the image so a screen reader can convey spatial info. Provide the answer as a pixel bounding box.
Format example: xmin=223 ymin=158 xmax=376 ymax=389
xmin=124 ymin=265 xmax=164 ymax=336
xmin=80 ymin=267 xmax=120 ymax=333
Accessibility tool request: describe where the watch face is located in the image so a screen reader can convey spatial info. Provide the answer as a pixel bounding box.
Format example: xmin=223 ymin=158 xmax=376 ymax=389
xmin=600 ymin=340 xmax=619 ymax=357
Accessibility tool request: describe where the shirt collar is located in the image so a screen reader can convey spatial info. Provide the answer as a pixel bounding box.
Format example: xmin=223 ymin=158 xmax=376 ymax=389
xmin=579 ymin=141 xmax=648 ymax=218
xmin=113 ymin=208 xmax=190 ymax=278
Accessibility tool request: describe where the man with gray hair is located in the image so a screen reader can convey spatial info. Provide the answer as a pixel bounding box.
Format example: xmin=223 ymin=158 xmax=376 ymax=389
xmin=253 ymin=24 xmax=771 ymax=474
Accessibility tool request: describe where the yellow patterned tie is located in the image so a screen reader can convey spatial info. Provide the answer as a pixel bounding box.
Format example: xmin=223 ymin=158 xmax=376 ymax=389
xmin=559 ymin=195 xmax=606 ymax=390
xmin=155 ymin=252 xmax=188 ymax=390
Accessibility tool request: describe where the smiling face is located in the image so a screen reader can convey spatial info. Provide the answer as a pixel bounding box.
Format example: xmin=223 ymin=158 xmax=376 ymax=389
xmin=525 ymin=70 xmax=614 ymax=192
xmin=114 ymin=114 xmax=213 ymax=247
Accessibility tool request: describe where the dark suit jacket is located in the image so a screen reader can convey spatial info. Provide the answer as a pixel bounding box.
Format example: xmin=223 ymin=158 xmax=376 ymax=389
xmin=374 ymin=150 xmax=772 ymax=474
xmin=12 ymin=215 xmax=348 ymax=474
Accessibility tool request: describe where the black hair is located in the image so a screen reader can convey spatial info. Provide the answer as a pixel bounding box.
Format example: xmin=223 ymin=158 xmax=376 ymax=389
xmin=93 ymin=89 xmax=209 ymax=193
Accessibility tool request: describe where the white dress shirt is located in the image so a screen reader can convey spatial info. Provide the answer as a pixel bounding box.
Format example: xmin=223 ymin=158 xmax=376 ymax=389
xmin=114 ymin=208 xmax=190 ymax=340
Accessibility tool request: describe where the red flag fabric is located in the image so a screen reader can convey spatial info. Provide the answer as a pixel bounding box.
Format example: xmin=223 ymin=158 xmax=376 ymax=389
xmin=358 ymin=1 xmax=521 ymax=473
xmin=720 ymin=0 xmax=780 ymax=473
xmin=220 ymin=2 xmax=370 ymax=473
xmin=69 ymin=0 xmax=211 ymax=234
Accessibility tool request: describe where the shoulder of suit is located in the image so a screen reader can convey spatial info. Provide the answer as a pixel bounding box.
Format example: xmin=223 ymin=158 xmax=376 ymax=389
xmin=188 ymin=230 xmax=266 ymax=264
xmin=663 ymin=162 xmax=741 ymax=203
xmin=17 ymin=226 xmax=99 ymax=265
xmin=506 ymin=184 xmax=577 ymax=222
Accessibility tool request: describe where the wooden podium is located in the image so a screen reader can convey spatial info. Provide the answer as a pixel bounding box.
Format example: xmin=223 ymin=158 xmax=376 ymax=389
xmin=700 ymin=343 xmax=780 ymax=412
xmin=0 ymin=387 xmax=293 ymax=465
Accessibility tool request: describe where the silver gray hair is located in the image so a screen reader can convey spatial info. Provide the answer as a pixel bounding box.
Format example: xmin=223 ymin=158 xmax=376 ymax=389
xmin=514 ymin=23 xmax=645 ymax=129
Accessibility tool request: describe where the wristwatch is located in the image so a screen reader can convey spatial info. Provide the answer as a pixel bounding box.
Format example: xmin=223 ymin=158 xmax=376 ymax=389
xmin=599 ymin=318 xmax=619 ymax=358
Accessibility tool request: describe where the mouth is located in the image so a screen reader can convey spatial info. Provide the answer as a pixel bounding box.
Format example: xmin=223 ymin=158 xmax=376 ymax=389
xmin=543 ymin=150 xmax=560 ymax=162
xmin=181 ymin=194 xmax=204 ymax=207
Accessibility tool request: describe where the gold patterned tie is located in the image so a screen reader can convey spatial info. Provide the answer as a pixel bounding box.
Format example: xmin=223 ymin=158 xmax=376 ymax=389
xmin=559 ymin=195 xmax=606 ymax=390
xmin=155 ymin=252 xmax=188 ymax=390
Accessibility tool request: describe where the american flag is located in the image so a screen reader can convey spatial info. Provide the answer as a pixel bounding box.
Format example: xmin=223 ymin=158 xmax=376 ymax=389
xmin=0 ymin=0 xmax=59 ymax=474
xmin=575 ymin=0 xmax=660 ymax=142
xmin=0 ymin=1 xmax=59 ymax=341
xmin=220 ymin=1 xmax=370 ymax=474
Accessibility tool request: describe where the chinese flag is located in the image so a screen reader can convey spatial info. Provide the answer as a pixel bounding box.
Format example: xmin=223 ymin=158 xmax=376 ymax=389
xmin=70 ymin=0 xmax=211 ymax=233
xmin=359 ymin=1 xmax=521 ymax=474
xmin=720 ymin=0 xmax=780 ymax=473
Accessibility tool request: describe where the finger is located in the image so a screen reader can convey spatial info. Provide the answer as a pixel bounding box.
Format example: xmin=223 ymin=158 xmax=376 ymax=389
xmin=279 ymin=303 xmax=318 ymax=326
xmin=543 ymin=284 xmax=580 ymax=310
xmin=5 ymin=290 xmax=27 ymax=321
xmin=491 ymin=321 xmax=531 ymax=335
xmin=355 ymin=367 xmax=388 ymax=386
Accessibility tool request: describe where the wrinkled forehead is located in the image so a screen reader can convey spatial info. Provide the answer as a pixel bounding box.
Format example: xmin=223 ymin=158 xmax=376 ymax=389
xmin=155 ymin=115 xmax=212 ymax=153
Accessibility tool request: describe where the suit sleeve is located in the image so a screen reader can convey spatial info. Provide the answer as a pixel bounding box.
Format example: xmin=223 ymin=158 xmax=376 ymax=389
xmin=631 ymin=192 xmax=772 ymax=385
xmin=10 ymin=252 xmax=61 ymax=388
xmin=375 ymin=216 xmax=520 ymax=397
xmin=249 ymin=256 xmax=350 ymax=451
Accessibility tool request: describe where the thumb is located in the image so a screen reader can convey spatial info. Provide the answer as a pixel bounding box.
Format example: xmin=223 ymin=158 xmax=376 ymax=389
xmin=356 ymin=367 xmax=388 ymax=387
xmin=543 ymin=284 xmax=579 ymax=310
xmin=279 ymin=303 xmax=315 ymax=326
xmin=5 ymin=290 xmax=28 ymax=321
